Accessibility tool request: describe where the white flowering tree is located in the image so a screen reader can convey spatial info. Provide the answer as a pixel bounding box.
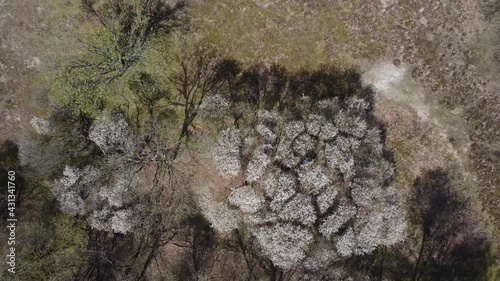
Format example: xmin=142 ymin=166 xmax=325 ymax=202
xmin=200 ymin=97 xmax=406 ymax=271
xmin=199 ymin=94 xmax=230 ymax=120
xmin=51 ymin=112 xmax=142 ymax=234
xmin=51 ymin=164 xmax=138 ymax=234
xmin=88 ymin=113 xmax=138 ymax=155
xmin=48 ymin=76 xmax=211 ymax=275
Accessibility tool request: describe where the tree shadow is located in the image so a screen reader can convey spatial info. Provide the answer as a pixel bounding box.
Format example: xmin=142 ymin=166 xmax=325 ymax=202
xmin=384 ymin=169 xmax=490 ymax=281
xmin=212 ymin=60 xmax=375 ymax=112
xmin=0 ymin=139 xmax=26 ymax=225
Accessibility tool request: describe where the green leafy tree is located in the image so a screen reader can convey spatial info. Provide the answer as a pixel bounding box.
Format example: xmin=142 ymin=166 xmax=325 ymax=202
xmin=51 ymin=0 xmax=187 ymax=117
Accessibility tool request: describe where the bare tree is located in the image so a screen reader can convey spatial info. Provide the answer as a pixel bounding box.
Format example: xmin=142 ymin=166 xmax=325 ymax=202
xmin=168 ymin=44 xmax=228 ymax=158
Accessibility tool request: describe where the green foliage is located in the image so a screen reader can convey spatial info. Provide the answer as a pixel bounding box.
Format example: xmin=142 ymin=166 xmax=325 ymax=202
xmin=50 ymin=63 xmax=106 ymax=117
xmin=127 ymin=71 xmax=174 ymax=125
xmin=9 ymin=213 xmax=87 ymax=281
xmin=49 ymin=0 xmax=186 ymax=117
xmin=81 ymin=0 xmax=186 ymax=77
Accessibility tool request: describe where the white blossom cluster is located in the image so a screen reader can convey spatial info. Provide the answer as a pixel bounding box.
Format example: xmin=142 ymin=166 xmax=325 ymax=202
xmin=99 ymin=173 xmax=134 ymax=208
xmin=336 ymin=228 xmax=356 ymax=257
xmin=319 ymin=200 xmax=357 ymax=237
xmin=89 ymin=113 xmax=137 ymax=154
xmin=213 ymin=128 xmax=242 ymax=178
xmin=85 ymin=207 xmax=134 ymax=234
xmin=198 ymin=191 xmax=239 ymax=233
xmin=203 ymin=98 xmax=406 ymax=270
xmin=199 ymin=94 xmax=230 ymax=118
xmin=52 ymin=166 xmax=86 ymax=216
xmin=228 ymin=185 xmax=265 ymax=213
xmin=245 ymin=145 xmax=272 ymax=182
xmin=254 ymin=223 xmax=313 ymax=270
xmin=110 ymin=209 xmax=134 ymax=234
xmin=52 ymin=165 xmax=137 ymax=234
xmin=88 ymin=172 xmax=137 ymax=234
xmin=303 ymin=243 xmax=338 ymax=271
